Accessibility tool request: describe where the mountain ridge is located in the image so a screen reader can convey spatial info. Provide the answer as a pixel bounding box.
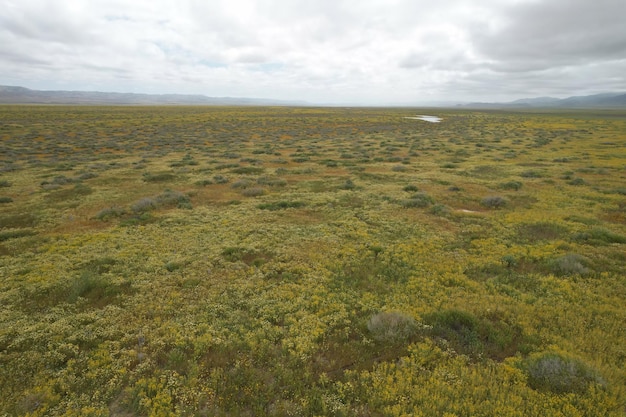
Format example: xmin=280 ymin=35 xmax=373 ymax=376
xmin=463 ymin=92 xmax=626 ymax=109
xmin=0 ymin=85 xmax=308 ymax=106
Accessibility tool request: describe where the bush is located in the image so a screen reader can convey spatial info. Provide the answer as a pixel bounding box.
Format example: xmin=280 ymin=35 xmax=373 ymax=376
xmin=213 ymin=175 xmax=229 ymax=184
xmin=517 ymin=222 xmax=568 ymax=242
xmin=525 ymin=352 xmax=604 ymax=394
xmin=95 ymin=206 xmax=126 ymax=221
xmin=0 ymin=196 xmax=13 ymax=204
xmin=403 ymin=184 xmax=419 ymax=192
xmin=155 ymin=190 xmax=192 ymax=209
xmin=142 ymin=172 xmax=175 ymax=182
xmin=572 ymin=227 xmax=626 ymax=245
xmin=401 ymin=193 xmax=433 ymax=208
xmin=339 ymin=179 xmax=356 ymax=190
xmin=131 ymin=197 xmax=157 ymax=213
xmin=231 ymin=178 xmax=252 ymax=189
xmin=550 ymin=253 xmax=590 ymax=276
xmin=0 ymin=180 xmax=11 ymax=187
xmin=241 ymin=187 xmax=266 ymax=197
xmin=423 ymin=309 xmax=534 ymax=360
xmin=367 ymin=311 xmax=418 ymax=343
xmin=258 ymin=201 xmax=305 ymax=211
xmin=500 ymin=180 xmax=523 ymax=191
xmin=481 ymin=196 xmax=507 ymax=209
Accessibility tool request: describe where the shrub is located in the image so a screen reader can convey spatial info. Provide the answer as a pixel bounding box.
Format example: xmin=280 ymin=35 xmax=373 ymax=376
xmin=213 ymin=175 xmax=229 ymax=184
xmin=231 ymin=166 xmax=265 ymax=175
xmin=0 ymin=180 xmax=11 ymax=187
xmin=391 ymin=165 xmax=408 ymax=172
xmin=525 ymin=352 xmax=604 ymax=394
xmin=142 ymin=172 xmax=175 ymax=182
xmin=77 ymin=172 xmax=98 ymax=180
xmin=0 ymin=229 xmax=37 ymax=242
xmin=430 ymin=204 xmax=450 ymax=216
xmin=195 ymin=179 xmax=213 ymax=186
xmin=257 ymin=177 xmax=287 ymax=187
xmin=481 ymin=196 xmax=507 ymax=209
xmin=131 ymin=197 xmax=157 ymax=213
xmin=500 ymin=180 xmax=523 ymax=191
xmin=95 ymin=206 xmax=126 ymax=221
xmin=0 ymin=213 xmax=37 ymax=228
xmin=572 ymin=227 xmax=626 ymax=245
xmin=520 ymin=170 xmax=542 ymax=178
xmin=568 ymin=177 xmax=586 ymax=186
xmin=517 ymin=222 xmax=568 ymax=242
xmin=339 ymin=179 xmax=356 ymax=190
xmin=0 ymin=197 xmax=13 ymax=204
xmin=367 ymin=311 xmax=418 ymax=343
xmin=401 ymin=193 xmax=433 ymax=208
xmin=424 ymin=310 xmax=533 ymax=360
xmin=241 ymin=187 xmax=266 ymax=197
xmin=231 ymin=178 xmax=252 ymax=189
xmin=258 ymin=201 xmax=305 ymax=211
xmin=403 ymin=184 xmax=419 ymax=192
xmin=155 ymin=190 xmax=192 ymax=209
xmin=550 ymin=253 xmax=590 ymax=276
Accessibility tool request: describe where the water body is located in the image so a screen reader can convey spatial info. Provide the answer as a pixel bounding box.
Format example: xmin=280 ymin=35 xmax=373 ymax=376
xmin=404 ymin=115 xmax=442 ymax=123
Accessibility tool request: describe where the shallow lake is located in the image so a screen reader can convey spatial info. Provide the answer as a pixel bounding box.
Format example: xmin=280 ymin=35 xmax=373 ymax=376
xmin=404 ymin=115 xmax=442 ymax=123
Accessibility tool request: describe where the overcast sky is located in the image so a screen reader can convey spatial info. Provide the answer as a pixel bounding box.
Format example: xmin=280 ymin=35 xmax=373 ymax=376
xmin=1 ymin=0 xmax=625 ymax=104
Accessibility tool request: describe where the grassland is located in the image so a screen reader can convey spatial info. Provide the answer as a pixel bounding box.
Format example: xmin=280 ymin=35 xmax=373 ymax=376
xmin=0 ymin=105 xmax=625 ymax=416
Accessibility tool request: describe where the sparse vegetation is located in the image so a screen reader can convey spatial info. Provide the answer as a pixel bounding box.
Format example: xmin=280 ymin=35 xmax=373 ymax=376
xmin=0 ymin=105 xmax=624 ymax=416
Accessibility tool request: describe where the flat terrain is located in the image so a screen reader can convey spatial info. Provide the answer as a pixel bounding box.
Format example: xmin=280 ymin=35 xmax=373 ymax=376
xmin=1 ymin=105 xmax=625 ymax=416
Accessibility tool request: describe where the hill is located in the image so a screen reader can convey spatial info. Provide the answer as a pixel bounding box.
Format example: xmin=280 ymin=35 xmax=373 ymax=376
xmin=0 ymin=85 xmax=307 ymax=106
xmin=464 ymin=92 xmax=626 ymax=109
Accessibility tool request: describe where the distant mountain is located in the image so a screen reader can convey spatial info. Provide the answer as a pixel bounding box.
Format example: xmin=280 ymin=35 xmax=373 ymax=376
xmin=0 ymin=85 xmax=308 ymax=106
xmin=463 ymin=92 xmax=626 ymax=109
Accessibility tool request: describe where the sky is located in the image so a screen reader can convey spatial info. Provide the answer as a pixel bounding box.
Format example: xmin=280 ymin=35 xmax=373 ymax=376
xmin=1 ymin=0 xmax=625 ymax=105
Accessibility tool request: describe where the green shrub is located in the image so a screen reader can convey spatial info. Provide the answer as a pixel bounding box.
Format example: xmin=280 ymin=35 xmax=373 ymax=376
xmin=525 ymin=352 xmax=604 ymax=394
xmin=401 ymin=193 xmax=433 ymax=208
xmin=500 ymin=180 xmax=523 ymax=191
xmin=195 ymin=179 xmax=213 ymax=186
xmin=567 ymin=177 xmax=585 ymax=185
xmin=367 ymin=311 xmax=418 ymax=343
xmin=0 ymin=196 xmax=13 ymax=204
xmin=517 ymin=222 xmax=568 ymax=242
xmin=403 ymin=184 xmax=419 ymax=192
xmin=258 ymin=201 xmax=305 ymax=211
xmin=0 ymin=229 xmax=36 ymax=242
xmin=339 ymin=179 xmax=356 ymax=190
xmin=142 ymin=172 xmax=176 ymax=182
xmin=423 ymin=310 xmax=533 ymax=360
xmin=0 ymin=180 xmax=11 ymax=187
xmin=231 ymin=166 xmax=265 ymax=175
xmin=0 ymin=213 xmax=37 ymax=228
xmin=573 ymin=227 xmax=626 ymax=245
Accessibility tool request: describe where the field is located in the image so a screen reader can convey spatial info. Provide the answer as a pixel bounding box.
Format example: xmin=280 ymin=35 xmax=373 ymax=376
xmin=1 ymin=105 xmax=625 ymax=416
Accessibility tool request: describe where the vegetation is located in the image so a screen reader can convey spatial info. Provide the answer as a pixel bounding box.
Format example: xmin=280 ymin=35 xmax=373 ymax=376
xmin=0 ymin=105 xmax=625 ymax=416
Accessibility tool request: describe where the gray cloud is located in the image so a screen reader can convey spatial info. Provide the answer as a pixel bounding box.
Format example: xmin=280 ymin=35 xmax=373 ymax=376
xmin=0 ymin=0 xmax=624 ymax=103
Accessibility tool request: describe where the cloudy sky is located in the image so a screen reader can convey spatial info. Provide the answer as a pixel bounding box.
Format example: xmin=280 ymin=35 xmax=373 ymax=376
xmin=1 ymin=0 xmax=625 ymax=104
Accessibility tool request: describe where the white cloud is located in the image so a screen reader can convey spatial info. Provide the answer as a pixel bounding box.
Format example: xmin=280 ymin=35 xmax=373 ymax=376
xmin=0 ymin=0 xmax=624 ymax=103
